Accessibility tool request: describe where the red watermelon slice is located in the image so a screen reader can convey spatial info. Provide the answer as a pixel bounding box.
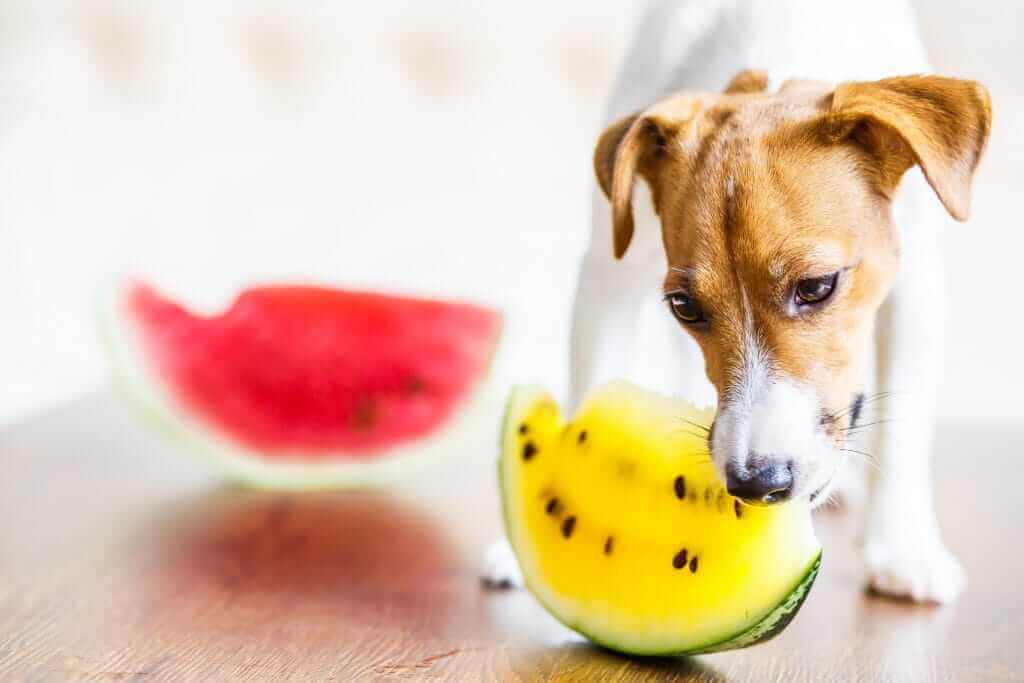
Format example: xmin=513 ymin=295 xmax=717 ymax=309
xmin=100 ymin=279 xmax=501 ymax=489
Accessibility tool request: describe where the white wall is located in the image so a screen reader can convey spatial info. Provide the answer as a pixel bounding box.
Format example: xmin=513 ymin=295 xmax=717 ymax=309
xmin=2 ymin=0 xmax=1021 ymax=426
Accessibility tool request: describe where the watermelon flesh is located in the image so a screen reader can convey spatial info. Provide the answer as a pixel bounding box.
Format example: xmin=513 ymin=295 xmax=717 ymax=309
xmin=102 ymin=280 xmax=501 ymax=488
xmin=500 ymin=383 xmax=820 ymax=656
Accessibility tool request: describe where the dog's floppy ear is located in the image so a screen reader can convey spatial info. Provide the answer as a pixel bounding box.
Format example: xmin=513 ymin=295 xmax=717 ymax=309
xmin=594 ymin=114 xmax=671 ymax=259
xmin=594 ymin=114 xmax=638 ymax=200
xmin=824 ymin=75 xmax=992 ymax=221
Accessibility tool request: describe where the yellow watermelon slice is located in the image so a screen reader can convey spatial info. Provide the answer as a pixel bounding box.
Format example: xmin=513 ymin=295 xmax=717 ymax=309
xmin=500 ymin=382 xmax=821 ymax=656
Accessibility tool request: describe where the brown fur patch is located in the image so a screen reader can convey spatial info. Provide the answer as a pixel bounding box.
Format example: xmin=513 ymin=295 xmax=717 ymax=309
xmin=724 ymin=69 xmax=770 ymax=95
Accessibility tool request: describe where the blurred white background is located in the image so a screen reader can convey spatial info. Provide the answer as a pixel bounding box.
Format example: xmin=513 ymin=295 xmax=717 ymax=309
xmin=2 ymin=0 xmax=1021 ymax=427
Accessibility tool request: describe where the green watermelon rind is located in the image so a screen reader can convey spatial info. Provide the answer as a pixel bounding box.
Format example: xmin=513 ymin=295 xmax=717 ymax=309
xmin=97 ymin=278 xmax=502 ymax=491
xmin=679 ymin=554 xmax=820 ymax=655
xmin=498 ymin=385 xmax=821 ymax=658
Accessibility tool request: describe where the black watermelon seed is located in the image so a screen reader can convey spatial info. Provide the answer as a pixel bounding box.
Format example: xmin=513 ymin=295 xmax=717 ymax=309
xmin=716 ymin=489 xmax=727 ymax=513
xmin=673 ymin=475 xmax=686 ymax=500
xmin=518 ymin=423 xmax=528 ymax=435
xmin=352 ymin=399 xmax=377 ymax=430
xmin=604 ymin=536 xmax=614 ymax=555
xmin=734 ymin=499 xmax=743 ymax=519
xmin=545 ymin=497 xmax=560 ymax=515
xmin=561 ymin=516 xmax=576 ymax=539
xmin=577 ymin=430 xmax=588 ymax=445
xmin=689 ymin=556 xmax=699 ymax=573
xmin=672 ymin=548 xmax=688 ymax=569
xmin=522 ymin=441 xmax=538 ymax=461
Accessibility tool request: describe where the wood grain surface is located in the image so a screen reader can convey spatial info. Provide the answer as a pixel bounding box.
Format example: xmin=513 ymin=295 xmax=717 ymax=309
xmin=1 ymin=392 xmax=1021 ymax=681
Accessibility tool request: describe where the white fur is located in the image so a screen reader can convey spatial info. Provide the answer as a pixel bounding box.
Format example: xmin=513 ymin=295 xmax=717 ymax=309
xmin=715 ymin=379 xmax=838 ymax=496
xmin=710 ymin=288 xmax=838 ymax=500
xmin=486 ymin=0 xmax=963 ymax=603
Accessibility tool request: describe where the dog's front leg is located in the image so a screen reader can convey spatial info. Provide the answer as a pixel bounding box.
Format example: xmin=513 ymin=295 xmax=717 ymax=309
xmin=864 ymin=179 xmax=966 ymax=604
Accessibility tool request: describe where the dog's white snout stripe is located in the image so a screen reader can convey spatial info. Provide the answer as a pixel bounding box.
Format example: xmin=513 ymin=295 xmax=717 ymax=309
xmin=711 ymin=312 xmax=831 ymax=496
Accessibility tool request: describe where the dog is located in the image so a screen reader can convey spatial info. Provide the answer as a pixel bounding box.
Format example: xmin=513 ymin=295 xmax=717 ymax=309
xmin=485 ymin=0 xmax=991 ymax=603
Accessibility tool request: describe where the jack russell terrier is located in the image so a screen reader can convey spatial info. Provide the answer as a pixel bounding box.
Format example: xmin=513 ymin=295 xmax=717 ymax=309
xmin=485 ymin=0 xmax=991 ymax=603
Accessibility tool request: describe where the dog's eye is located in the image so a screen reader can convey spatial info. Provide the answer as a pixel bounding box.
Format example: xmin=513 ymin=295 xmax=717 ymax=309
xmin=795 ymin=272 xmax=839 ymax=305
xmin=666 ymin=293 xmax=705 ymax=324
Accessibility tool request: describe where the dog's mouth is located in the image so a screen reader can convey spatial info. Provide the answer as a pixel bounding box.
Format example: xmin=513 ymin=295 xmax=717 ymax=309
xmin=808 ymin=481 xmax=830 ymax=505
xmin=807 ymin=461 xmax=842 ymax=507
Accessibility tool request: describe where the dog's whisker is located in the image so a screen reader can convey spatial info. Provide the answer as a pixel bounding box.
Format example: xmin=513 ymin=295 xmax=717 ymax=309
xmin=840 ymin=447 xmax=880 ymax=471
xmin=673 ymin=417 xmax=711 ymax=433
xmin=669 ymin=426 xmax=714 ymax=442
xmin=837 ymin=391 xmax=893 ymax=410
xmin=840 ymin=417 xmax=896 ymax=432
xmin=832 ymin=392 xmax=897 ymax=420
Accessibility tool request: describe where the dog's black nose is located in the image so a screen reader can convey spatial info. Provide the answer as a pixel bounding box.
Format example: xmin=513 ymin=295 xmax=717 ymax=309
xmin=726 ymin=458 xmax=794 ymax=504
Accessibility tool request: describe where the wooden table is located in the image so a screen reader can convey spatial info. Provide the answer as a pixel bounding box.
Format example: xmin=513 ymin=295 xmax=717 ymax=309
xmin=1 ymin=392 xmax=1021 ymax=681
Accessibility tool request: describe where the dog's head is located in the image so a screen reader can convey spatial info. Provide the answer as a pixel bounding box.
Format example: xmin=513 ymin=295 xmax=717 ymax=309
xmin=594 ymin=71 xmax=991 ymax=505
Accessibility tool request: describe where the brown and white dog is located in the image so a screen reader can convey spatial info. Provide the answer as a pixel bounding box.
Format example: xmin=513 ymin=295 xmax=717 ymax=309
xmin=486 ymin=0 xmax=991 ymax=603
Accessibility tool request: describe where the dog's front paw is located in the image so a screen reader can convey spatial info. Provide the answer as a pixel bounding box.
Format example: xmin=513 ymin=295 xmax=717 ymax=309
xmin=480 ymin=538 xmax=522 ymax=590
xmin=863 ymin=536 xmax=966 ymax=604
